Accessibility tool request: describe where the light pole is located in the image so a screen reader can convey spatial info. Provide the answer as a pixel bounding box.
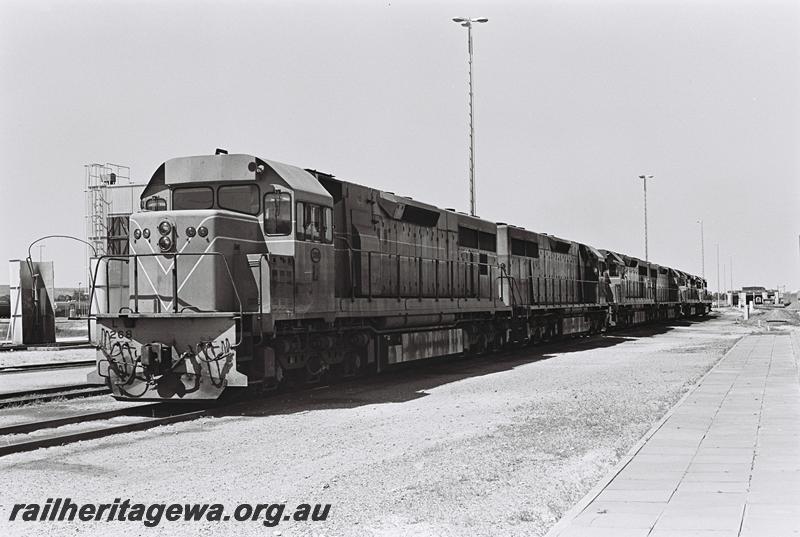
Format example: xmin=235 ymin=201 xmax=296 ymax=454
xmin=723 ymin=263 xmax=727 ymax=306
xmin=77 ymin=282 xmax=82 ymax=317
xmin=697 ymin=219 xmax=705 ymax=280
xmin=716 ymin=243 xmax=720 ymax=307
xmin=638 ymin=175 xmax=654 ymax=262
xmin=452 ymin=16 xmax=488 ymax=217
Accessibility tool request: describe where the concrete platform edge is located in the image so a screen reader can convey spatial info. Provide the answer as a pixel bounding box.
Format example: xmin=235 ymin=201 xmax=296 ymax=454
xmin=543 ymin=333 xmax=747 ymax=537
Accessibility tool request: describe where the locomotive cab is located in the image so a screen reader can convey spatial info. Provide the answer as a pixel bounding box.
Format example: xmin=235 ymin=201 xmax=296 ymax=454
xmin=259 ymin=159 xmax=335 ymax=319
xmin=143 ymin=153 xmax=336 ymax=320
xmin=90 ymin=153 xmax=335 ymax=400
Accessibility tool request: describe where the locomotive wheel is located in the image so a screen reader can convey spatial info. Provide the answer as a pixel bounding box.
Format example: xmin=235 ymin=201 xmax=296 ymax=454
xmin=327 ymin=351 xmax=363 ymax=379
xmin=476 ymin=333 xmax=489 ymax=355
xmin=306 ymin=355 xmax=325 ymax=377
xmin=493 ymin=331 xmax=507 ymax=351
xmin=343 ymin=351 xmax=362 ymax=377
xmin=542 ymin=324 xmax=554 ymax=343
xmin=465 ymin=331 xmax=487 ymax=356
xmin=531 ymin=326 xmax=543 ymax=345
xmin=262 ymin=362 xmax=286 ymax=392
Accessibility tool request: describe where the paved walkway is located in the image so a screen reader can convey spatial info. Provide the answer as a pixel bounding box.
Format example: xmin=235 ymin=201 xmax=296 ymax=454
xmin=549 ymin=332 xmax=800 ymax=537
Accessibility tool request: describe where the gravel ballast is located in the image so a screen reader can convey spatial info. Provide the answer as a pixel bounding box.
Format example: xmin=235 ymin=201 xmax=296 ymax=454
xmin=0 ymin=348 xmax=95 ymax=369
xmin=0 ymin=312 xmax=751 ymax=537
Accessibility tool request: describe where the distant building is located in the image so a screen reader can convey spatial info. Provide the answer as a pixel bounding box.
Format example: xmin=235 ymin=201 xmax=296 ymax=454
xmin=735 ymin=286 xmax=782 ymax=305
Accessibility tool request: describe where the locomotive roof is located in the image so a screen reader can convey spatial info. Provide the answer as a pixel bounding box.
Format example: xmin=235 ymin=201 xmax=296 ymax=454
xmin=499 ymin=225 xmax=604 ymax=259
xmin=600 ymin=248 xmax=701 ymax=280
xmin=261 ymin=157 xmax=332 ymax=205
xmin=582 ymin=244 xmax=604 ymax=259
xmin=146 ymin=153 xmax=332 ymax=206
xmin=600 ymin=250 xmax=626 ymax=265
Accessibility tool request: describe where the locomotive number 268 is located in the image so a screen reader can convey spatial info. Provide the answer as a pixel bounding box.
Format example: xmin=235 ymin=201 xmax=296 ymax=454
xmin=105 ymin=329 xmax=133 ymax=339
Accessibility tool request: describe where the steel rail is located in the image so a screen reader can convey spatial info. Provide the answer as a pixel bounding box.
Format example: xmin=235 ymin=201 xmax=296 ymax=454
xmin=0 ymin=360 xmax=96 ymax=374
xmin=0 ymin=385 xmax=110 ymax=408
xmin=0 ymin=403 xmax=163 ymax=436
xmin=0 ymin=409 xmax=207 ymax=457
xmin=0 ymin=341 xmax=93 ymax=353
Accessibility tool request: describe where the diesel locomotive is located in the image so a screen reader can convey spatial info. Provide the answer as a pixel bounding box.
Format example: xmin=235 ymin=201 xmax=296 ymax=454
xmin=88 ymin=152 xmax=711 ymax=400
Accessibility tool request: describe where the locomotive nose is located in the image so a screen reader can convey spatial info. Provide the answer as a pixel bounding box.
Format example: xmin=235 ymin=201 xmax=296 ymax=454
xmin=141 ymin=344 xmax=191 ymax=398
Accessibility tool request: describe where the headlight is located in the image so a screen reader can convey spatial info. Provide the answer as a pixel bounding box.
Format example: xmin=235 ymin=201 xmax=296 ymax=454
xmin=197 ymin=226 xmax=208 ymax=238
xmin=185 ymin=226 xmax=196 ymax=238
xmin=158 ymin=236 xmax=173 ymax=251
xmin=142 ymin=228 xmax=151 ymax=239
xmin=158 ymin=221 xmax=172 ymax=235
xmin=144 ymin=196 xmax=167 ymax=211
xmin=133 ymin=229 xmax=142 ymax=240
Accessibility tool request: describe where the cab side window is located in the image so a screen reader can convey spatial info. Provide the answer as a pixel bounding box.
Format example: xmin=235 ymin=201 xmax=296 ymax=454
xmin=323 ymin=207 xmax=333 ymax=243
xmin=294 ymin=202 xmax=332 ymax=244
xmin=296 ymin=202 xmax=306 ymax=240
xmin=308 ymin=205 xmax=321 ymax=242
xmin=263 ymin=191 xmax=292 ymax=235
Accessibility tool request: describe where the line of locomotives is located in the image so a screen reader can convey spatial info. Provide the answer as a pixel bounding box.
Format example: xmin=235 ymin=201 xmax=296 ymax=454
xmin=89 ymin=152 xmax=711 ymax=401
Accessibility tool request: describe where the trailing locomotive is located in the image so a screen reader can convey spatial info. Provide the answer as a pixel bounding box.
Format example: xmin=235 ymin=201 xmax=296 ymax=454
xmin=89 ymin=152 xmax=711 ymax=400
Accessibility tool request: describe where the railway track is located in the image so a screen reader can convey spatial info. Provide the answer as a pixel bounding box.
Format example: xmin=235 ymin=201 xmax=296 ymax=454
xmin=0 ymin=403 xmax=207 ymax=457
xmin=0 ymin=384 xmax=111 ymax=408
xmin=0 ymin=341 xmax=93 ymax=353
xmin=0 ymin=318 xmax=713 ymax=457
xmin=0 ymin=360 xmax=96 ymax=374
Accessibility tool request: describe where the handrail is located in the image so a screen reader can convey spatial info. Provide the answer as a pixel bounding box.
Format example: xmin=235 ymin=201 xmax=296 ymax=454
xmin=335 ymin=245 xmax=622 ymax=306
xmin=89 ymin=252 xmax=246 ymax=319
xmin=341 ymin=244 xmax=699 ymax=307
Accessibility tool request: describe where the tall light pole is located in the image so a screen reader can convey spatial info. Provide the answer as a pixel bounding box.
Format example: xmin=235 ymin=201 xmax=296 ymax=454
xmin=638 ymin=175 xmax=653 ymax=262
xmin=453 ymin=16 xmax=488 ymax=217
xmin=697 ymin=219 xmax=705 ymax=280
xmin=716 ymin=243 xmax=720 ymax=307
xmin=723 ymin=263 xmax=727 ymax=306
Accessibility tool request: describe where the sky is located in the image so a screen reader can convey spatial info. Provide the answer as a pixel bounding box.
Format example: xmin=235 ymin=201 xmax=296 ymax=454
xmin=1 ymin=0 xmax=798 ymax=291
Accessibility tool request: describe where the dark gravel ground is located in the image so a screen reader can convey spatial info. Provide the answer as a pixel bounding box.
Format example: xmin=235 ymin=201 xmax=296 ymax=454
xmin=0 ymin=311 xmax=751 ymax=537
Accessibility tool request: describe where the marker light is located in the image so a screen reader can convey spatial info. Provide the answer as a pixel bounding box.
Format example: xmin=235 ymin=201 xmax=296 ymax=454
xmin=158 ymin=236 xmax=173 ymax=251
xmin=158 ymin=221 xmax=172 ymax=236
xmin=185 ymin=226 xmax=196 ymax=238
xmin=133 ymin=229 xmax=142 ymax=240
xmin=197 ymin=226 xmax=208 ymax=238
xmin=142 ymin=229 xmax=151 ymax=239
